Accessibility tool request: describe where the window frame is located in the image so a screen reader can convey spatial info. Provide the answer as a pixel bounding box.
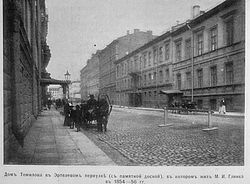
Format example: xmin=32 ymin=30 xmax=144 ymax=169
xmin=197 ymin=69 xmax=203 ymax=88
xmin=210 ymin=26 xmax=218 ymax=51
xmin=210 ymin=65 xmax=217 ymax=86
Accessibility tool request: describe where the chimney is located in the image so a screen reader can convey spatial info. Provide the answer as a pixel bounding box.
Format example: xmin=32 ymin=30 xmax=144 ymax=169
xmin=147 ymin=30 xmax=153 ymax=35
xmin=134 ymin=29 xmax=140 ymax=33
xmin=127 ymin=30 xmax=130 ymax=35
xmin=192 ymin=5 xmax=200 ymax=18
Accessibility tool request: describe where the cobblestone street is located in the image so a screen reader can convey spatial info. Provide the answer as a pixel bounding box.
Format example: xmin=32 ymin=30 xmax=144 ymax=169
xmin=84 ymin=107 xmax=244 ymax=166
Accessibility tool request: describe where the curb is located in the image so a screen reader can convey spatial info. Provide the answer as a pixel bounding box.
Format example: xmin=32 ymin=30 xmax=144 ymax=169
xmin=113 ymin=106 xmax=244 ymax=117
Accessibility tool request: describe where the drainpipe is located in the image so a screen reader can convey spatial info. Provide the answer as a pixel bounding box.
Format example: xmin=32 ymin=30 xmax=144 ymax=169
xmin=187 ymin=23 xmax=194 ymax=102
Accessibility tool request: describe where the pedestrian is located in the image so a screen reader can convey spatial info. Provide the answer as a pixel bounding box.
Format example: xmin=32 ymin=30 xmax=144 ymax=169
xmin=69 ymin=105 xmax=75 ymax=128
xmin=96 ymin=96 xmax=110 ymax=132
xmin=86 ymin=94 xmax=97 ymax=121
xmin=63 ymin=103 xmax=70 ymax=126
xmin=47 ymin=99 xmax=52 ymax=110
xmin=219 ymin=98 xmax=226 ymax=114
xmin=75 ymin=105 xmax=82 ymax=132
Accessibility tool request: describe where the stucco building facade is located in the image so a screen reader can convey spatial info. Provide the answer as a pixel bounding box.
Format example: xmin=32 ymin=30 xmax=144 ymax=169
xmin=80 ymin=51 xmax=100 ymax=100
xmin=99 ymin=29 xmax=157 ymax=104
xmin=115 ymin=0 xmax=245 ymax=112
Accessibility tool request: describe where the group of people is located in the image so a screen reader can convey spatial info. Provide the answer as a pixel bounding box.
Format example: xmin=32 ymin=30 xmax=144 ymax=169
xmin=63 ymin=94 xmax=110 ymax=132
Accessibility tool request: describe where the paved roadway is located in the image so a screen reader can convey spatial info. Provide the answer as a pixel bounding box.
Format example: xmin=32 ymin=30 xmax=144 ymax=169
xmin=86 ymin=107 xmax=244 ymax=166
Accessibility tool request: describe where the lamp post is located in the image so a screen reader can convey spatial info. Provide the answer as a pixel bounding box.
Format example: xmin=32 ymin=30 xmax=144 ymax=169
xmin=64 ymin=70 xmax=71 ymax=99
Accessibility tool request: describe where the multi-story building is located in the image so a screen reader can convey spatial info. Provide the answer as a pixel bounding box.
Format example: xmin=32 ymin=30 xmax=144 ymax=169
xmin=80 ymin=51 xmax=100 ymax=100
xmin=69 ymin=80 xmax=81 ymax=102
xmin=99 ymin=29 xmax=157 ymax=104
xmin=115 ymin=30 xmax=174 ymax=107
xmin=80 ymin=65 xmax=88 ymax=99
xmin=115 ymin=0 xmax=245 ymax=112
xmin=48 ymin=86 xmax=64 ymax=100
xmin=3 ymin=0 xmax=51 ymax=163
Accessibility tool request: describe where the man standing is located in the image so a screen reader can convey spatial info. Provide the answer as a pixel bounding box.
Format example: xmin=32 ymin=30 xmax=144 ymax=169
xmin=86 ymin=94 xmax=97 ymax=121
xmin=219 ymin=98 xmax=226 ymax=114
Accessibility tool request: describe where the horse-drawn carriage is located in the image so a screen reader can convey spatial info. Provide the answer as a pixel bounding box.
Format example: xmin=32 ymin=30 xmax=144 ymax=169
xmin=80 ymin=93 xmax=112 ymax=132
xmin=64 ymin=93 xmax=112 ymax=132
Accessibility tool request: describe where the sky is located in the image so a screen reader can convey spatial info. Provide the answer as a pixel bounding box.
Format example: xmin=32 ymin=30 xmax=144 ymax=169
xmin=46 ymin=0 xmax=224 ymax=81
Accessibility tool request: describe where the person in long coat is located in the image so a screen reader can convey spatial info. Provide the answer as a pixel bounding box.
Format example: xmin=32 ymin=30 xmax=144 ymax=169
xmin=63 ymin=103 xmax=70 ymax=126
xmin=96 ymin=97 xmax=110 ymax=132
xmin=74 ymin=105 xmax=82 ymax=132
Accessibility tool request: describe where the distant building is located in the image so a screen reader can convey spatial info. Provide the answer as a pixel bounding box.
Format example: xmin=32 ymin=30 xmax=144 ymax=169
xmin=48 ymin=86 xmax=63 ymax=100
xmin=69 ymin=80 xmax=81 ymax=102
xmin=80 ymin=51 xmax=100 ymax=100
xmin=80 ymin=66 xmax=88 ymax=100
xmin=3 ymin=0 xmax=51 ymax=163
xmin=114 ymin=0 xmax=245 ymax=112
xmin=99 ymin=29 xmax=157 ymax=104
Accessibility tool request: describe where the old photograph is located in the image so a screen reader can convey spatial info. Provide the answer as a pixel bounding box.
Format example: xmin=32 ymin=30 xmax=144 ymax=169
xmin=1 ymin=0 xmax=248 ymax=183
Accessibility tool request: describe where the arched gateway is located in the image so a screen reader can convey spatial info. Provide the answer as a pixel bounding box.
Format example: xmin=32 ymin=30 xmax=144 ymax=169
xmin=40 ymin=78 xmax=71 ymax=106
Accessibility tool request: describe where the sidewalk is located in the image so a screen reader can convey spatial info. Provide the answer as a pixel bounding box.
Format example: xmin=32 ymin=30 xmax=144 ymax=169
xmin=9 ymin=109 xmax=116 ymax=165
xmin=113 ymin=105 xmax=245 ymax=118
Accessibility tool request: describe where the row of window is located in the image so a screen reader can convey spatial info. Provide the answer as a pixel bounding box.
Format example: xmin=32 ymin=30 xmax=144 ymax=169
xmin=176 ymin=62 xmax=234 ymax=90
xmin=116 ymin=16 xmax=235 ymax=78
xmin=116 ymin=68 xmax=171 ymax=90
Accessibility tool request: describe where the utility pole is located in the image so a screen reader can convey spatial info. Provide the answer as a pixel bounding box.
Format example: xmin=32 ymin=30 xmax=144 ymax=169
xmin=187 ymin=23 xmax=194 ymax=102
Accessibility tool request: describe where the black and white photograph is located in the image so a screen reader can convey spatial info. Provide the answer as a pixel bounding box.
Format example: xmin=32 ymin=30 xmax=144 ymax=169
xmin=1 ymin=0 xmax=249 ymax=183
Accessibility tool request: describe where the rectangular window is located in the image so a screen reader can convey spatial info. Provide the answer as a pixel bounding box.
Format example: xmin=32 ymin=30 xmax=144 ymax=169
xmin=127 ymin=61 xmax=130 ymax=73
xmin=148 ymin=51 xmax=151 ymax=66
xmin=153 ymin=49 xmax=157 ymax=65
xmin=143 ymin=53 xmax=147 ymax=68
xmin=177 ymin=74 xmax=181 ymax=90
xmin=159 ymin=46 xmax=163 ymax=62
xmin=165 ymin=69 xmax=169 ymax=82
xmin=134 ymin=58 xmax=138 ymax=71
xmin=225 ymin=19 xmax=234 ymax=45
xmin=185 ymin=39 xmax=191 ymax=59
xmin=144 ymin=74 xmax=147 ymax=85
xmin=197 ymin=99 xmax=203 ymax=109
xmin=165 ymin=43 xmax=170 ymax=60
xmin=186 ymin=72 xmax=192 ymax=89
xmin=197 ymin=69 xmax=203 ymax=88
xmin=210 ymin=99 xmax=217 ymax=111
xmin=159 ymin=70 xmax=163 ymax=83
xmin=175 ymin=42 xmax=182 ymax=62
xmin=148 ymin=73 xmax=152 ymax=84
xmin=153 ymin=72 xmax=156 ymax=83
xmin=210 ymin=66 xmax=217 ymax=86
xmin=226 ymin=62 xmax=233 ymax=84
xmin=197 ymin=33 xmax=203 ymax=56
xmin=124 ymin=63 xmax=127 ymax=75
xmin=210 ymin=27 xmax=217 ymax=51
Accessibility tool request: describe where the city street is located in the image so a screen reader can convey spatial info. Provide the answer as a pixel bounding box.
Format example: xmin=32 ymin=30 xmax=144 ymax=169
xmin=85 ymin=107 xmax=244 ymax=166
xmin=9 ymin=107 xmax=244 ymax=166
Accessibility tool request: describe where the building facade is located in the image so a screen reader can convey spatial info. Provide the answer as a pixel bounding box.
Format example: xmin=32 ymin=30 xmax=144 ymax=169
xmin=80 ymin=66 xmax=88 ymax=99
xmin=3 ymin=0 xmax=51 ymax=163
xmin=69 ymin=80 xmax=81 ymax=102
xmin=115 ymin=0 xmax=245 ymax=112
xmin=80 ymin=51 xmax=100 ymax=100
xmin=99 ymin=29 xmax=157 ymax=104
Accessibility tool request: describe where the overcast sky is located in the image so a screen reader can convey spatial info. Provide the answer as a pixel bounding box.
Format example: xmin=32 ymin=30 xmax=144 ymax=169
xmin=46 ymin=0 xmax=224 ymax=81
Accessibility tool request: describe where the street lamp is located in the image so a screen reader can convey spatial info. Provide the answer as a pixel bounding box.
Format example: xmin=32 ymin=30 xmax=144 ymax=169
xmin=64 ymin=70 xmax=71 ymax=99
xmin=64 ymin=70 xmax=71 ymax=81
